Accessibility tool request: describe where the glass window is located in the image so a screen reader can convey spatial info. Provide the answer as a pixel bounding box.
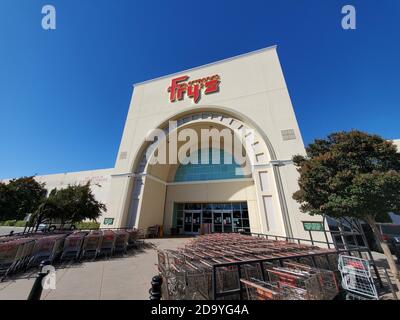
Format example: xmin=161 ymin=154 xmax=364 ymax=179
xmin=233 ymin=210 xmax=241 ymax=219
xmin=176 ymin=202 xmax=250 ymax=234
xmin=176 ymin=211 xmax=183 ymax=227
xmin=203 ymin=211 xmax=212 ymax=219
xmin=185 ymin=203 xmax=201 ymax=210
xmin=232 ymin=203 xmax=241 ymax=210
xmin=233 ymin=217 xmax=241 ymax=227
xmin=174 ymin=149 xmax=248 ymax=182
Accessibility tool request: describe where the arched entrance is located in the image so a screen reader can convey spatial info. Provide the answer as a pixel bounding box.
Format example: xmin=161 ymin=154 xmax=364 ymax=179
xmin=122 ymin=107 xmax=291 ymax=237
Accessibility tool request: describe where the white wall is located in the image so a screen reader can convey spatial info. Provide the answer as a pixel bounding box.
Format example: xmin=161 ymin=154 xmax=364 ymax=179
xmin=1 ymin=169 xmax=113 ymax=219
xmin=393 ymin=139 xmax=400 ymax=151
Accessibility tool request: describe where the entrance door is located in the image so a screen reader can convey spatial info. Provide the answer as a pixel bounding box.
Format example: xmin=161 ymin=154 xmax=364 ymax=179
xmin=184 ymin=211 xmax=201 ymax=234
xmin=222 ymin=211 xmax=233 ymax=233
xmin=213 ymin=211 xmax=233 ymax=233
xmin=213 ymin=212 xmax=223 ymax=233
xmin=184 ymin=212 xmax=192 ymax=233
xmin=192 ymin=212 xmax=201 ymax=233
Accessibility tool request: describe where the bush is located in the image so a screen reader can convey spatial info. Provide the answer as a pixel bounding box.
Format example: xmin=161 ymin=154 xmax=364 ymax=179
xmin=3 ymin=220 xmax=17 ymax=226
xmin=15 ymin=220 xmax=27 ymax=227
xmin=76 ymin=221 xmax=100 ymax=230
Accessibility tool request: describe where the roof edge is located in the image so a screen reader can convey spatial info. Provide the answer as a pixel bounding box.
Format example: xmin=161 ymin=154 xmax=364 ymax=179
xmin=133 ymin=44 xmax=278 ymax=87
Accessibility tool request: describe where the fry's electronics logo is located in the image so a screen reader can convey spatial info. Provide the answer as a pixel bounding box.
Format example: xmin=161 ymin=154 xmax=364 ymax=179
xmin=168 ymin=75 xmax=220 ymax=104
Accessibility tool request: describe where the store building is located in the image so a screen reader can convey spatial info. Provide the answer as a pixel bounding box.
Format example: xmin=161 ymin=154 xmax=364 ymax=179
xmin=8 ymin=46 xmax=397 ymax=240
xmin=96 ymin=45 xmax=326 ymax=240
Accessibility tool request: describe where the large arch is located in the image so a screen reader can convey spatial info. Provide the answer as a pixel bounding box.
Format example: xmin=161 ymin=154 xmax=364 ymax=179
xmin=129 ymin=105 xmax=279 ymax=176
xmin=118 ymin=106 xmax=294 ymax=237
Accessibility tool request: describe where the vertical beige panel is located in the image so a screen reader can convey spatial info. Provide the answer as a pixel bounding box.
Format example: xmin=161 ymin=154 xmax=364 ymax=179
xmin=262 ymin=195 xmax=275 ymax=232
xmin=258 ymin=171 xmax=269 ymax=192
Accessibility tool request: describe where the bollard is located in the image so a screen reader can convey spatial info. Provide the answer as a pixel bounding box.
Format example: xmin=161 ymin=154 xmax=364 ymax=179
xmin=149 ymin=275 xmax=163 ymax=300
xmin=27 ymin=260 xmax=51 ymax=300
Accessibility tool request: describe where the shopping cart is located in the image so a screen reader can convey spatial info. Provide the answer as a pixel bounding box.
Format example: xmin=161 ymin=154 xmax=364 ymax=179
xmin=126 ymin=229 xmax=143 ymax=249
xmin=27 ymin=234 xmax=66 ymax=267
xmin=13 ymin=238 xmax=36 ymax=272
xmin=60 ymin=232 xmax=87 ymax=261
xmin=113 ymin=230 xmax=129 ymax=254
xmin=338 ymin=255 xmax=378 ymax=300
xmin=241 ymin=278 xmax=282 ymax=300
xmin=80 ymin=230 xmax=102 ymax=260
xmin=0 ymin=238 xmax=36 ymax=280
xmin=99 ymin=230 xmax=116 ymax=257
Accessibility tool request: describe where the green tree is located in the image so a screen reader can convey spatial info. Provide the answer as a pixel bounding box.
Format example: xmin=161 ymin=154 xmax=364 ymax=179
xmin=0 ymin=177 xmax=47 ymax=220
xmin=40 ymin=182 xmax=106 ymax=225
xmin=0 ymin=181 xmax=13 ymax=220
xmin=292 ymin=130 xmax=400 ymax=294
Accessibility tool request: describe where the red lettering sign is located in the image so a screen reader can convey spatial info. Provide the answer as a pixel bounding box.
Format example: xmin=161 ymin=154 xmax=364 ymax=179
xmin=168 ymin=75 xmax=220 ymax=104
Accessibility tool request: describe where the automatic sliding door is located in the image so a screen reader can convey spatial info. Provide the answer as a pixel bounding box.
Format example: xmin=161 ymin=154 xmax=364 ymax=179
xmin=184 ymin=211 xmax=201 ymax=234
xmin=184 ymin=212 xmax=192 ymax=233
xmin=192 ymin=212 xmax=201 ymax=233
xmin=222 ymin=211 xmax=233 ymax=233
xmin=213 ymin=212 xmax=223 ymax=233
xmin=180 ymin=203 xmax=247 ymax=234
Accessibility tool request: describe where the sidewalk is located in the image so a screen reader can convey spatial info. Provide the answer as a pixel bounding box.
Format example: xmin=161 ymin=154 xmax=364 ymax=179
xmin=0 ymin=237 xmax=190 ymax=300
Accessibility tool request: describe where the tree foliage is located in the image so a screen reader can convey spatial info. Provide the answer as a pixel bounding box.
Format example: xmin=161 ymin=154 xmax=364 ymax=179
xmin=41 ymin=182 xmax=106 ymax=224
xmin=293 ymin=131 xmax=400 ymax=222
xmin=293 ymin=131 xmax=400 ymax=293
xmin=0 ymin=176 xmax=47 ymax=220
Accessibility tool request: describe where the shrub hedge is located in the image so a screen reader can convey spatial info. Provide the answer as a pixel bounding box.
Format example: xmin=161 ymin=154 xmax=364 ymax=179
xmin=0 ymin=220 xmax=26 ymax=227
xmin=75 ymin=221 xmax=100 ymax=230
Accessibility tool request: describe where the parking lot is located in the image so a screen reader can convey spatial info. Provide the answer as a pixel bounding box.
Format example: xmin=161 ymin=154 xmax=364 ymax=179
xmin=0 ymin=232 xmax=189 ymax=300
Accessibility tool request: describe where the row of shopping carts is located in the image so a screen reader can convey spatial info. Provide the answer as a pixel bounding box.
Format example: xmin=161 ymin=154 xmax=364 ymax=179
xmin=241 ymin=261 xmax=339 ymax=300
xmin=0 ymin=229 xmax=142 ymax=281
xmin=157 ymin=233 xmax=341 ymax=300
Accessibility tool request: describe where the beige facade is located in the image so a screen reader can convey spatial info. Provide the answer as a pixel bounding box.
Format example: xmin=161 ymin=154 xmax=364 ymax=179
xmin=99 ymin=45 xmax=326 ymax=241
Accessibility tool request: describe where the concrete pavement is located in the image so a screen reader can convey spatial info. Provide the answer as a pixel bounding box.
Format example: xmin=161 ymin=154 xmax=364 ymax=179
xmin=0 ymin=237 xmax=190 ymax=300
xmin=0 ymin=227 xmax=24 ymax=236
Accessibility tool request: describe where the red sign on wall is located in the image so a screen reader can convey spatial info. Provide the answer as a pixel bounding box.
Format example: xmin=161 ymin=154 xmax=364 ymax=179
xmin=168 ymin=74 xmax=220 ymax=104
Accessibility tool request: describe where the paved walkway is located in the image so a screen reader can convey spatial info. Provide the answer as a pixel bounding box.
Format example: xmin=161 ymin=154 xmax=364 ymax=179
xmin=0 ymin=237 xmax=190 ymax=300
xmin=0 ymin=227 xmax=24 ymax=236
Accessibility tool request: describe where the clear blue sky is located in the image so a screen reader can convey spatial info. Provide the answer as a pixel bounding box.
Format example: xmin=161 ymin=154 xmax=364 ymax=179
xmin=0 ymin=0 xmax=399 ymax=179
